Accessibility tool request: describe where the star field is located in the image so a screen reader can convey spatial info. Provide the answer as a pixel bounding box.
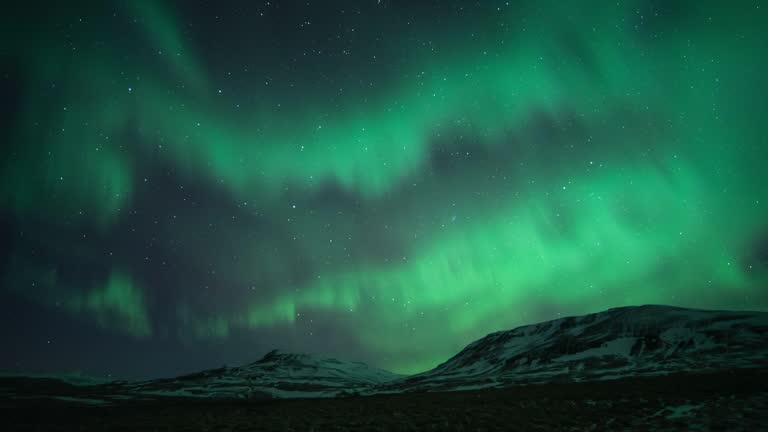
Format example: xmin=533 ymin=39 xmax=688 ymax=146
xmin=1 ymin=0 xmax=767 ymax=378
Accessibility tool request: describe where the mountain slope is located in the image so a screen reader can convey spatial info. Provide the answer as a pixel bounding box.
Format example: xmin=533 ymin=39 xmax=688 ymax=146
xmin=4 ymin=305 xmax=766 ymax=404
xmin=124 ymin=350 xmax=401 ymax=399
xmin=384 ymin=305 xmax=768 ymax=392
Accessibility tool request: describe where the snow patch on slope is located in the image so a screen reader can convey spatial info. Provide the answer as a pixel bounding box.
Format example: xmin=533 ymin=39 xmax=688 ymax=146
xmin=378 ymin=305 xmax=768 ymax=393
xmin=555 ymin=337 xmax=637 ymax=362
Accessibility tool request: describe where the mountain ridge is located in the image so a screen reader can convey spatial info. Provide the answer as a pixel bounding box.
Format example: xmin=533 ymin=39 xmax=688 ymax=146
xmin=380 ymin=304 xmax=768 ymax=393
xmin=3 ymin=304 xmax=766 ymax=403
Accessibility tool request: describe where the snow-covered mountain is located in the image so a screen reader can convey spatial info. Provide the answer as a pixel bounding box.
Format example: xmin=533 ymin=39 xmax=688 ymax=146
xmin=383 ymin=305 xmax=768 ymax=393
xmin=123 ymin=350 xmax=402 ymax=399
xmin=5 ymin=305 xmax=766 ymax=404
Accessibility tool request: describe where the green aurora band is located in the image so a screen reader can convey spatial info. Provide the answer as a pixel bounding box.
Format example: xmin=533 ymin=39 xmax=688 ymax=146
xmin=2 ymin=1 xmax=767 ymax=374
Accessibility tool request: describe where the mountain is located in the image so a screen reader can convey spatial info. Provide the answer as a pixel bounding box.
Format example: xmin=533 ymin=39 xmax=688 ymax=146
xmin=122 ymin=350 xmax=402 ymax=399
xmin=382 ymin=305 xmax=768 ymax=393
xmin=3 ymin=305 xmax=766 ymax=405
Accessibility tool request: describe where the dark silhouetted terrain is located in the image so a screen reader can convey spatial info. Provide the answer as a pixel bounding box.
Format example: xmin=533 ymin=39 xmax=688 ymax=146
xmin=3 ymin=368 xmax=768 ymax=431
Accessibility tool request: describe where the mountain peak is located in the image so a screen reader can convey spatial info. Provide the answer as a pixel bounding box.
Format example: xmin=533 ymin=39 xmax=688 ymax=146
xmin=258 ymin=349 xmax=289 ymax=361
xmin=124 ymin=349 xmax=400 ymax=399
xmin=255 ymin=349 xmax=331 ymax=366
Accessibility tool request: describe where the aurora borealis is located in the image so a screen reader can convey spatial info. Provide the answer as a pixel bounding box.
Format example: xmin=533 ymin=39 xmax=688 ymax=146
xmin=2 ymin=0 xmax=767 ymax=379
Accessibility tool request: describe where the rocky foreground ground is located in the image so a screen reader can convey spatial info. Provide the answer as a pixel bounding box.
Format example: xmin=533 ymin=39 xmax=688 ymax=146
xmin=3 ymin=368 xmax=767 ymax=431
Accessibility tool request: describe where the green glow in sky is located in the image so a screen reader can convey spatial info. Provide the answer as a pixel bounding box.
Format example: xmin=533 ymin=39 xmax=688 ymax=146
xmin=2 ymin=0 xmax=767 ymax=376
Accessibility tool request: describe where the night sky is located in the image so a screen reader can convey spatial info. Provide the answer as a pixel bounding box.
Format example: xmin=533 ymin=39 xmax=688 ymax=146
xmin=2 ymin=0 xmax=767 ymax=380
